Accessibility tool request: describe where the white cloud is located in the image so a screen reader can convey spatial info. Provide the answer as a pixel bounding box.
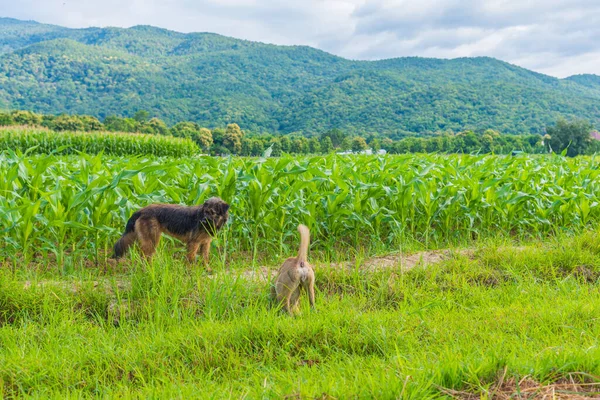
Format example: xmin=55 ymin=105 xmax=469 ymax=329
xmin=346 ymin=0 xmax=600 ymax=77
xmin=1 ymin=0 xmax=599 ymax=77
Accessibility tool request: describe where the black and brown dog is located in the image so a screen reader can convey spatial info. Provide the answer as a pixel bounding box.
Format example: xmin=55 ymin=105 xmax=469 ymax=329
xmin=112 ymin=197 xmax=230 ymax=268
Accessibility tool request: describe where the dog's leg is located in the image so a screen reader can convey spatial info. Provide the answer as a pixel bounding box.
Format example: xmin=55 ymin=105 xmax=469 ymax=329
xmin=270 ymin=284 xmax=277 ymax=302
xmin=186 ymin=240 xmax=201 ymax=264
xmin=199 ymin=238 xmax=212 ymax=265
xmin=290 ymin=286 xmax=302 ymax=315
xmin=285 ymin=289 xmax=299 ymax=316
xmin=307 ymin=276 xmax=316 ymax=310
xmin=136 ymin=218 xmax=160 ymax=261
xmin=280 ymin=281 xmax=300 ymax=315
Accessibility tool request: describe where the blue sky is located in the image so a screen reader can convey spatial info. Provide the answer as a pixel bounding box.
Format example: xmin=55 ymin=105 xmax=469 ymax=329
xmin=1 ymin=0 xmax=599 ymax=78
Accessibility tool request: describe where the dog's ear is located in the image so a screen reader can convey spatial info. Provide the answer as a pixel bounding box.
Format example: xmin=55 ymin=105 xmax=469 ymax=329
xmin=221 ymin=203 xmax=230 ymax=214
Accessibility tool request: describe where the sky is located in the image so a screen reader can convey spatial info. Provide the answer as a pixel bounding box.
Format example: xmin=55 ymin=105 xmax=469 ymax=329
xmin=1 ymin=0 xmax=599 ymax=78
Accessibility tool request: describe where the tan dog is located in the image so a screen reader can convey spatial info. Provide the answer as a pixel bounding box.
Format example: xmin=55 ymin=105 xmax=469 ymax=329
xmin=112 ymin=197 xmax=229 ymax=270
xmin=271 ymin=224 xmax=315 ymax=315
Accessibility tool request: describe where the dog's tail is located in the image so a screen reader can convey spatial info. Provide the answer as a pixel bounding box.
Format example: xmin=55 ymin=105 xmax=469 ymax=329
xmin=112 ymin=212 xmax=140 ymax=259
xmin=297 ymin=224 xmax=310 ymax=264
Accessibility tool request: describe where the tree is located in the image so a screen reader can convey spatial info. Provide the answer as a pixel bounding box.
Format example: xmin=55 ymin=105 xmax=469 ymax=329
xmin=381 ymin=138 xmax=393 ymax=150
xmin=80 ymin=115 xmax=103 ymax=131
xmin=451 ymin=135 xmax=466 ymax=153
xmin=370 ymin=138 xmax=381 ymax=152
xmin=290 ymin=138 xmax=308 ymax=154
xmin=525 ymin=134 xmax=542 ymax=148
xmin=212 ymin=128 xmax=225 ymax=147
xmin=440 ymin=135 xmax=452 ymax=152
xmin=588 ymin=132 xmax=600 ymax=154
xmin=279 ymin=136 xmax=291 ymax=153
xmin=41 ymin=115 xmax=56 ymax=129
xmin=171 ymin=121 xmax=200 ymax=138
xmin=320 ymin=136 xmax=333 ymax=153
xmin=322 ymin=128 xmax=345 ymax=148
xmin=143 ymin=117 xmax=169 ymax=135
xmin=11 ymin=110 xmax=42 ymax=126
xmin=546 ymin=118 xmax=593 ymax=156
xmin=460 ymin=131 xmax=480 ymax=152
xmin=426 ymin=137 xmax=442 ymax=153
xmin=223 ymin=123 xmax=244 ymax=154
xmin=104 ymin=116 xmax=138 ymax=132
xmin=365 ymin=133 xmax=376 ymax=145
xmin=404 ymin=137 xmax=424 ymax=153
xmin=351 ymin=136 xmax=368 ymax=153
xmin=480 ymin=133 xmax=494 ymax=153
xmin=133 ymin=110 xmax=150 ymax=123
xmin=269 ymin=138 xmax=282 ymax=157
xmin=340 ymin=137 xmax=352 ymax=151
xmin=483 ymin=129 xmax=500 ymax=138
xmin=173 ymin=122 xmax=213 ymax=151
xmin=52 ymin=115 xmax=84 ymax=131
xmin=193 ymin=128 xmax=213 ymax=152
xmin=308 ymin=137 xmax=321 ymax=154
xmin=240 ymin=137 xmax=253 ymax=156
xmin=251 ymin=140 xmax=264 ymax=156
xmin=395 ymin=140 xmax=410 ymax=154
xmin=0 ymin=112 xmax=13 ymax=126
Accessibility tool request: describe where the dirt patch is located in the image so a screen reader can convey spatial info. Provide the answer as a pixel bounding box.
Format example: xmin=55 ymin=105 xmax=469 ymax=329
xmin=438 ymin=372 xmax=600 ymax=399
xmin=18 ymin=245 xmax=528 ymax=287
xmin=329 ymin=248 xmax=474 ymax=272
xmin=18 ymin=248 xmax=465 ymax=287
xmin=218 ymin=248 xmax=475 ymax=283
xmin=236 ymin=266 xmax=277 ymax=282
xmin=365 ymin=249 xmax=473 ymax=272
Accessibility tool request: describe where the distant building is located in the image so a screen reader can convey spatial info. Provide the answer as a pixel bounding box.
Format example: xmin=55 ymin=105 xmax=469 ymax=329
xmin=591 ymin=131 xmax=600 ymax=141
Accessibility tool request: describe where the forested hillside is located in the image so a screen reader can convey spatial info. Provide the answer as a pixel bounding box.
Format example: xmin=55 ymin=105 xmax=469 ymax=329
xmin=1 ymin=17 xmax=599 ymax=137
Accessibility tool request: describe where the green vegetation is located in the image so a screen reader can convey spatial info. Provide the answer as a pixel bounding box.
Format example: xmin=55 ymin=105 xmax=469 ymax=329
xmin=545 ymin=118 xmax=596 ymax=156
xmin=1 ymin=224 xmax=600 ymax=397
xmin=0 ymin=109 xmax=559 ymax=156
xmin=0 ymin=127 xmax=199 ymax=157
xmin=8 ymin=108 xmax=600 ymax=156
xmin=2 ymin=152 xmax=600 ymax=264
xmin=386 ymin=129 xmax=547 ymax=154
xmin=1 ymin=18 xmax=600 ymax=137
xmin=2 ymin=17 xmax=600 ymax=397
xmin=1 ymin=150 xmax=600 ymax=397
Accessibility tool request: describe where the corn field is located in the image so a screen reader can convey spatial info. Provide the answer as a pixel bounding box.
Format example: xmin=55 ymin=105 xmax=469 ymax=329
xmin=1 ymin=151 xmax=600 ymax=263
xmin=0 ymin=127 xmax=199 ymax=157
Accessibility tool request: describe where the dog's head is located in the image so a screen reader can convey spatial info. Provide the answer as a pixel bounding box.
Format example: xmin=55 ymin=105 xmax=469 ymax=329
xmin=200 ymin=197 xmax=230 ymax=235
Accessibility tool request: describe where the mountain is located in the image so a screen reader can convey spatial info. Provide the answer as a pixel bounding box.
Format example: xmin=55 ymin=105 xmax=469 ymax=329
xmin=565 ymin=74 xmax=600 ymax=90
xmin=1 ymin=17 xmax=599 ymax=137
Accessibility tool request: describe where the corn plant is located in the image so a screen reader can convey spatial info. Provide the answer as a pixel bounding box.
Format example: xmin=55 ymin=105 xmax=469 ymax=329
xmin=1 ymin=151 xmax=600 ymax=264
xmin=0 ymin=127 xmax=199 ymax=157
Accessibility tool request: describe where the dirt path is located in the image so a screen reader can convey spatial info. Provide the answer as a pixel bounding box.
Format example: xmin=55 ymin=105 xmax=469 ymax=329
xmin=21 ymin=247 xmax=484 ymax=290
xmin=236 ymin=248 xmax=474 ymax=282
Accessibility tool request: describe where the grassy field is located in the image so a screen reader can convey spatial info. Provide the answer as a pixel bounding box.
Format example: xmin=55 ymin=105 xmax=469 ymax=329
xmin=2 ymin=233 xmax=600 ymax=398
xmin=1 ymin=153 xmax=600 ymax=398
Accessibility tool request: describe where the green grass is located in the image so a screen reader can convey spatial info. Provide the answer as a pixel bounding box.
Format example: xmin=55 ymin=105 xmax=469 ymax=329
xmin=2 ymin=152 xmax=600 ymax=398
xmin=1 ymin=230 xmax=599 ymax=398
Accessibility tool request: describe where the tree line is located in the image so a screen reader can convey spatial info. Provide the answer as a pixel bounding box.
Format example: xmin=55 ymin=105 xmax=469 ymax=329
xmin=0 ymin=110 xmax=597 ymax=156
